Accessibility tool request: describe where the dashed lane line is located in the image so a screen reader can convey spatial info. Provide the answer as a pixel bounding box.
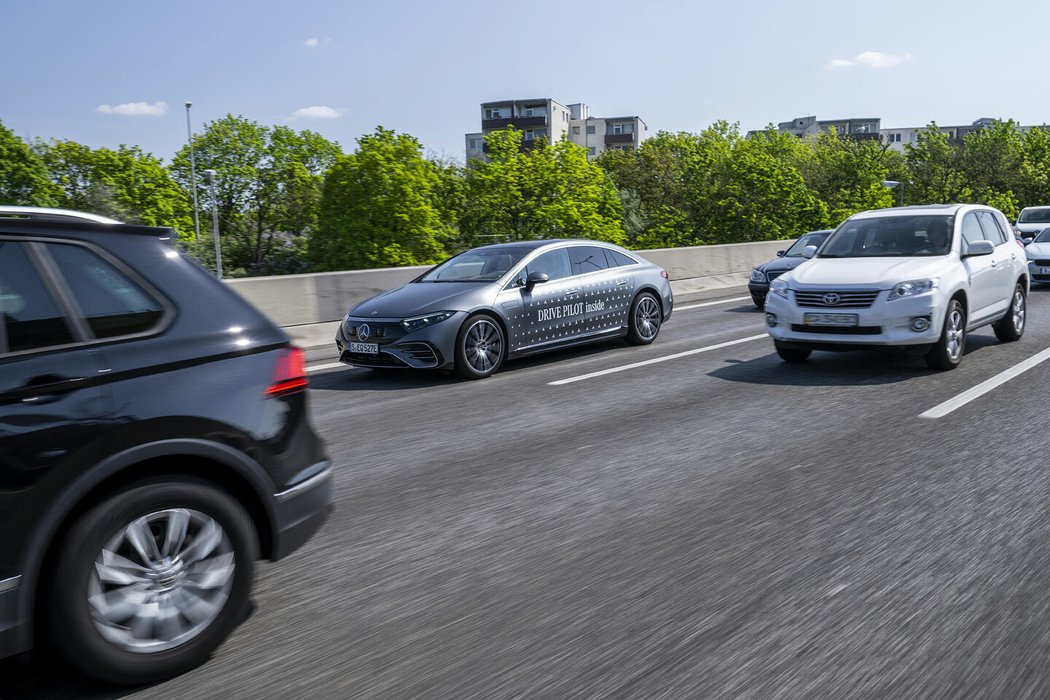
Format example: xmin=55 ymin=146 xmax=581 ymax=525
xmin=547 ymin=334 xmax=768 ymax=386
xmin=920 ymin=346 xmax=1050 ymax=419
xmin=674 ymin=296 xmax=752 ymax=311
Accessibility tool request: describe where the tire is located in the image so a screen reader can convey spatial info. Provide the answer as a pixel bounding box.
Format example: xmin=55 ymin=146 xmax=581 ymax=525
xmin=454 ymin=314 xmax=505 ymax=379
xmin=751 ymin=294 xmax=765 ymax=309
xmin=992 ymin=283 xmax=1026 ymax=342
xmin=48 ymin=480 xmax=257 ymax=685
xmin=627 ymin=292 xmax=663 ymax=345
xmin=774 ymin=341 xmax=811 ymax=363
xmin=925 ymin=299 xmax=966 ymax=370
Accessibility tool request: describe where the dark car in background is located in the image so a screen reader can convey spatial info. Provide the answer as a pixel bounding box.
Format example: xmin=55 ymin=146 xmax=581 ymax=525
xmin=747 ymin=230 xmax=833 ymax=307
xmin=0 ymin=208 xmax=330 ymax=685
xmin=337 ymin=239 xmax=674 ymax=378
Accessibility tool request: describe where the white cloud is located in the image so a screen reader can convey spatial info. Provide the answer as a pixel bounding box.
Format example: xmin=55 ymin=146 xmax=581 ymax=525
xmin=303 ymin=37 xmax=332 ymax=48
xmin=95 ymin=101 xmax=168 ymax=116
xmin=825 ymin=51 xmax=912 ymax=70
xmin=291 ymin=105 xmax=343 ymax=120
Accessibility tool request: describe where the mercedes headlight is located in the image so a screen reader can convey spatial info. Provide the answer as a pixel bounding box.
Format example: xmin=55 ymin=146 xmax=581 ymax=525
xmin=750 ymin=269 xmax=767 ymax=283
xmin=888 ymin=279 xmax=937 ymax=301
xmin=401 ymin=311 xmax=455 ymax=333
xmin=770 ymin=279 xmax=790 ymax=299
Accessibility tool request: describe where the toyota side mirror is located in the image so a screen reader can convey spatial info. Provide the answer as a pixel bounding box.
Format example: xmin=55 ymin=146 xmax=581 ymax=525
xmin=525 ymin=270 xmax=549 ymax=292
xmin=964 ymin=240 xmax=994 ymax=257
xmin=802 ymin=245 xmax=817 ymax=259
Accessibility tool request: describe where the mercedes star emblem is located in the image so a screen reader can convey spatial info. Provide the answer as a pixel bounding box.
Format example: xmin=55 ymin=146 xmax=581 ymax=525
xmin=358 ymin=323 xmax=371 ymax=341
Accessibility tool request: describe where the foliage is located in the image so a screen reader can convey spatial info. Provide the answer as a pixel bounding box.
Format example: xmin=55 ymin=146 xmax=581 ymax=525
xmin=309 ymin=127 xmax=457 ymax=270
xmin=459 ymin=129 xmax=624 ymax=248
xmin=0 ymin=120 xmax=57 ymax=206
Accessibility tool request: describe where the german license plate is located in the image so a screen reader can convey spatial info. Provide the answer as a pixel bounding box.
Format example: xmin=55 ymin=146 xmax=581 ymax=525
xmin=350 ymin=342 xmax=379 ymax=354
xmin=1041 ymin=267 xmax=1050 ymax=274
xmin=803 ymin=313 xmax=858 ymax=327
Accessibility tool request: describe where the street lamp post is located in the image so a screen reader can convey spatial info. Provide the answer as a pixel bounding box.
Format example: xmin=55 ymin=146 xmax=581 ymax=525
xmin=881 ymin=180 xmax=904 ymax=207
xmin=203 ymin=169 xmax=222 ymax=280
xmin=185 ymin=101 xmax=201 ymax=243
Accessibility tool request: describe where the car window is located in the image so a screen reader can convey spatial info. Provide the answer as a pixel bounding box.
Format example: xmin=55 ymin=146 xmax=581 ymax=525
xmin=1035 ymin=229 xmax=1050 ymax=243
xmin=976 ymin=211 xmax=1006 ymax=244
xmin=525 ymin=248 xmax=573 ymax=281
xmin=46 ymin=243 xmax=164 ymax=339
xmin=418 ymin=247 xmax=530 ymax=283
xmin=785 ymin=231 xmax=831 ymax=257
xmin=1018 ymin=208 xmax=1050 ymax=224
xmin=0 ymin=241 xmax=76 ymax=353
xmin=820 ymin=216 xmax=953 ymax=257
xmin=960 ymin=213 xmax=984 ymax=249
xmin=569 ymin=246 xmax=611 ymax=275
xmin=603 ymin=248 xmax=639 ymax=267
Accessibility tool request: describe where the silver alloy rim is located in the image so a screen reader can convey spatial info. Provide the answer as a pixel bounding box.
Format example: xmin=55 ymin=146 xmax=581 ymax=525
xmin=946 ymin=307 xmax=964 ymax=362
xmin=636 ymin=296 xmax=661 ymax=340
xmin=88 ymin=509 xmax=235 ymax=653
xmin=1013 ymin=289 xmax=1026 ymax=331
xmin=465 ymin=319 xmax=502 ymax=373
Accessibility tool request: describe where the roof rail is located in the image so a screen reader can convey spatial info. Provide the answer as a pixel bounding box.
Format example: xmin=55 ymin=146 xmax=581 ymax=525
xmin=0 ymin=206 xmax=122 ymax=224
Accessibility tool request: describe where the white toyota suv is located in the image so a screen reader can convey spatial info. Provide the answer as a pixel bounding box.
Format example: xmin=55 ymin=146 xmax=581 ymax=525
xmin=764 ymin=204 xmax=1028 ymax=370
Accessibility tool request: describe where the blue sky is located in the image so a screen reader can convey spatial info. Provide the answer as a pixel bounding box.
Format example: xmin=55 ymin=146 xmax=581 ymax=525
xmin=5 ymin=0 xmax=1049 ymax=163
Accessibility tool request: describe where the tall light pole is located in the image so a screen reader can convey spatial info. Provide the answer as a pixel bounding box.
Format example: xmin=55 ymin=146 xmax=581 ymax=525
xmin=882 ymin=180 xmax=904 ymax=207
xmin=203 ymin=169 xmax=222 ymax=279
xmin=185 ymin=101 xmax=201 ymax=242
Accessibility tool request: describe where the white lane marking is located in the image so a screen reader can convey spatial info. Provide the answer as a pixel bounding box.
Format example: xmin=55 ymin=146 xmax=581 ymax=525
xmin=920 ymin=346 xmax=1050 ymax=419
xmin=675 ymin=296 xmax=751 ymax=311
xmin=548 ymin=334 xmax=767 ymax=386
xmin=306 ymin=361 xmax=347 ymax=373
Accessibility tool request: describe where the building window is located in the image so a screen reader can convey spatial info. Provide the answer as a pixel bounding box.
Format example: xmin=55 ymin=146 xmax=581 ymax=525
xmin=588 ymin=147 xmax=596 ymax=156
xmin=468 ymin=138 xmax=483 ymax=149
xmin=571 ymin=126 xmax=580 ymax=136
xmin=485 ymin=108 xmax=504 ymax=120
xmin=586 ymin=125 xmax=596 ymax=135
xmin=611 ymin=123 xmax=634 ymax=135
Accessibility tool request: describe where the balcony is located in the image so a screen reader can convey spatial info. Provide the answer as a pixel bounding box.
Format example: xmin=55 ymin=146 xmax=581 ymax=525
xmin=482 ymin=115 xmax=548 ymax=131
xmin=604 ymin=133 xmax=634 ymax=145
xmin=482 ymin=138 xmax=543 ymax=154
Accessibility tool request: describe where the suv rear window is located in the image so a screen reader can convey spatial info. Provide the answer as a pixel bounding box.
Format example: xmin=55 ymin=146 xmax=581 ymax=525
xmin=46 ymin=243 xmax=164 ymax=339
xmin=0 ymin=241 xmax=76 ymax=353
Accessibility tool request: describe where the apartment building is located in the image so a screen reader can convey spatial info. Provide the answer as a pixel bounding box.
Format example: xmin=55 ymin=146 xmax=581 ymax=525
xmin=881 ymin=118 xmax=1001 ymax=152
xmin=748 ymin=115 xmax=882 ymax=140
xmin=465 ymin=99 xmax=647 ymax=162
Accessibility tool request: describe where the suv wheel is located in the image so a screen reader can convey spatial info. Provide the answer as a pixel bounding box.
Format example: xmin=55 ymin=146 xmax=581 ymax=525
xmin=992 ymin=283 xmax=1026 ymax=342
xmin=925 ymin=299 xmax=966 ymax=370
xmin=48 ymin=480 xmax=257 ymax=685
xmin=774 ymin=341 xmax=811 ymax=363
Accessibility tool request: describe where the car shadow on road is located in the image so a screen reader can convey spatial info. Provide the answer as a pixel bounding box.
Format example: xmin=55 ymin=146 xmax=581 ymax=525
xmin=311 ymin=340 xmax=627 ymax=391
xmin=709 ymin=335 xmax=1000 ymax=387
xmin=0 ymin=654 xmax=138 ymax=700
xmin=723 ymin=304 xmax=762 ymax=314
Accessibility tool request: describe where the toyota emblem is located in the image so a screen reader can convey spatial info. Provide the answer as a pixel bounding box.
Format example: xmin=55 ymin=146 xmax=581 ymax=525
xmin=358 ymin=323 xmax=371 ymax=341
xmin=822 ymin=293 xmax=841 ymax=306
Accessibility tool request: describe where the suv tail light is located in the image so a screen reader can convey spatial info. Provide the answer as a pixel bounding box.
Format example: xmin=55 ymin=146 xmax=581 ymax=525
xmin=267 ymin=347 xmax=308 ymax=397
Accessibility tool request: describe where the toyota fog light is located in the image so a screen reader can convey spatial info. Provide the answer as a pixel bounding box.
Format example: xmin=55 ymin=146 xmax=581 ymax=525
xmin=766 ymin=313 xmax=778 ymax=327
xmin=910 ymin=316 xmax=932 ymax=332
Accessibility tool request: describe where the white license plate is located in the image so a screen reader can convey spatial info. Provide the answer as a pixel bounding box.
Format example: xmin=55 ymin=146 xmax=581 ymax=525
xmin=1042 ymin=267 xmax=1050 ymax=274
xmin=803 ymin=313 xmax=859 ymax=327
xmin=350 ymin=342 xmax=379 ymax=354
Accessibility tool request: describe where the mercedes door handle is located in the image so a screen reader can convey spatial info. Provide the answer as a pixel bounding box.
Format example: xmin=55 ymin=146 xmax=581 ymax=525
xmin=615 ymin=279 xmax=630 ymax=286
xmin=565 ymin=289 xmax=580 ymax=297
xmin=17 ymin=375 xmax=86 ymax=404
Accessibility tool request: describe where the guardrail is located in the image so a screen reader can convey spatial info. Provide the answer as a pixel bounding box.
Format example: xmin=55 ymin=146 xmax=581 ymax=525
xmin=226 ymin=239 xmax=791 ymax=347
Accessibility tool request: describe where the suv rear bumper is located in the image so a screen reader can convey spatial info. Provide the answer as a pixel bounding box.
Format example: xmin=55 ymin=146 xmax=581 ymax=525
xmin=270 ymin=460 xmax=333 ymax=561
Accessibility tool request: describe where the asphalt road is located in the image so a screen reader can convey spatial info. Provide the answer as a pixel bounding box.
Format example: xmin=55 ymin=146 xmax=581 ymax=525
xmin=6 ymin=287 xmax=1050 ymax=699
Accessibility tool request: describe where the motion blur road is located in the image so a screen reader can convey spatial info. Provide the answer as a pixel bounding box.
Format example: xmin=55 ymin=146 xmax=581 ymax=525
xmin=6 ymin=287 xmax=1050 ymax=698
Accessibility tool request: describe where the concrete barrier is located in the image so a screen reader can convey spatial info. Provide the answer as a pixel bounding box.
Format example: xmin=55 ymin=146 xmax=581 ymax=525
xmin=226 ymin=239 xmax=792 ymax=347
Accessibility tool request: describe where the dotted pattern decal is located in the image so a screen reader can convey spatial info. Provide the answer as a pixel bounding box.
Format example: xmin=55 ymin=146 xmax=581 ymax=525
xmin=505 ymin=273 xmax=635 ymax=351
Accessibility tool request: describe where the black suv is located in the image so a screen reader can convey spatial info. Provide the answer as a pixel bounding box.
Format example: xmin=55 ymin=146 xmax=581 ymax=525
xmin=0 ymin=209 xmax=331 ymax=684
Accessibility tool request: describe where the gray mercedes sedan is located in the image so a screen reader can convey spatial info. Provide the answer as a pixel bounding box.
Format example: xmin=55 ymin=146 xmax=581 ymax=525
xmin=336 ymin=240 xmax=674 ymax=378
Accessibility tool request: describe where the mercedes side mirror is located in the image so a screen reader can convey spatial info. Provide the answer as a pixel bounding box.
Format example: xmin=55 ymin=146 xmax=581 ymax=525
xmin=525 ymin=270 xmax=549 ymax=292
xmin=802 ymin=245 xmax=818 ymax=259
xmin=964 ymin=240 xmax=994 ymax=257
xmin=776 ymin=250 xmax=786 ymax=257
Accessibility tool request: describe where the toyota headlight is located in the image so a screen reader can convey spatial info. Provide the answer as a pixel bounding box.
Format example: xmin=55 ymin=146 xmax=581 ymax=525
xmin=401 ymin=311 xmax=455 ymax=333
xmin=750 ymin=269 xmax=767 ymax=283
xmin=888 ymin=279 xmax=937 ymax=301
xmin=770 ymin=279 xmax=790 ymax=299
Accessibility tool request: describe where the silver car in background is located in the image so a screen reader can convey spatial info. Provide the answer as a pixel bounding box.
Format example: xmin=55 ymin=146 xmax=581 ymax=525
xmin=336 ymin=240 xmax=674 ymax=378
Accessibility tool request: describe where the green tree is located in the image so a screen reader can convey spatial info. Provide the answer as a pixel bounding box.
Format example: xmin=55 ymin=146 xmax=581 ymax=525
xmin=38 ymin=140 xmax=192 ymax=233
xmin=796 ymin=130 xmax=899 ymax=223
xmin=905 ymin=125 xmax=971 ymax=204
xmin=1016 ymin=126 xmax=1050 ymax=212
xmin=171 ymin=115 xmax=341 ymax=276
xmin=461 ymin=129 xmax=624 ymax=247
xmin=309 ymin=127 xmax=457 ymax=270
xmin=0 ymin=120 xmax=57 ymax=206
